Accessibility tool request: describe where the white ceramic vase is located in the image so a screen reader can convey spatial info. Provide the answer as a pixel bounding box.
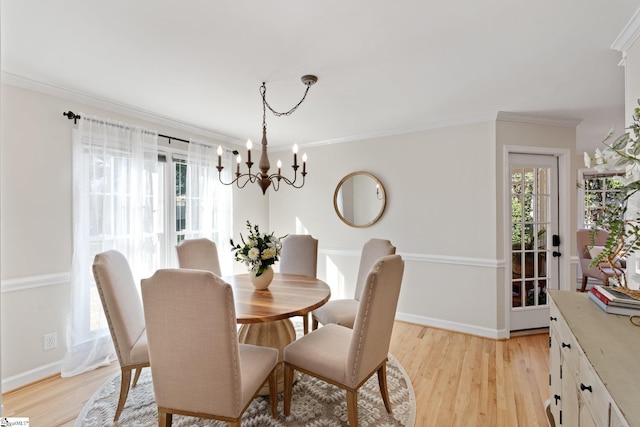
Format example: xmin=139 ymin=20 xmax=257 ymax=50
xmin=250 ymin=266 xmax=274 ymax=290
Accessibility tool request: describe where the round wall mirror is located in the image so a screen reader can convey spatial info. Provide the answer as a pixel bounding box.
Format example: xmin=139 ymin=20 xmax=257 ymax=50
xmin=334 ymin=171 xmax=387 ymax=228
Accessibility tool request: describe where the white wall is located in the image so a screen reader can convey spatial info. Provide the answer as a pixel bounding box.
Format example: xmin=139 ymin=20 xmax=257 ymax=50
xmin=269 ymin=121 xmax=504 ymax=336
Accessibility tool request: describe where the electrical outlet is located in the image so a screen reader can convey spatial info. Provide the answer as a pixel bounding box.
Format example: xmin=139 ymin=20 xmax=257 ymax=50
xmin=44 ymin=332 xmax=57 ymax=350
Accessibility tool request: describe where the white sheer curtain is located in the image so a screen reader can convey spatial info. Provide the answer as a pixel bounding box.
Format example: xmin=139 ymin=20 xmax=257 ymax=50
xmin=184 ymin=140 xmax=233 ymax=274
xmin=61 ymin=115 xmax=158 ymax=377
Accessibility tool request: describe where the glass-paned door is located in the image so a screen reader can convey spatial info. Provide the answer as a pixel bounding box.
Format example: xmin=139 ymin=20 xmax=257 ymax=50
xmin=509 ymin=154 xmax=559 ymax=331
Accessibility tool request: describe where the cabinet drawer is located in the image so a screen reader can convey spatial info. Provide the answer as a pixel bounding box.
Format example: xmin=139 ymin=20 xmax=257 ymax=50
xmin=552 ymin=312 xmax=579 ymax=372
xmin=578 ymin=350 xmax=610 ymax=427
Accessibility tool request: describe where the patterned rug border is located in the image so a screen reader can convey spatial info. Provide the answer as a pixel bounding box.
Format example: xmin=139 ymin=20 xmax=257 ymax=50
xmin=75 ymin=352 xmax=415 ymax=426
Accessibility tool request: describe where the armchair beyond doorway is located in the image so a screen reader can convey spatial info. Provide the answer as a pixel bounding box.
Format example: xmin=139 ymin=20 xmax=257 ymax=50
xmin=576 ymin=228 xmax=626 ymax=292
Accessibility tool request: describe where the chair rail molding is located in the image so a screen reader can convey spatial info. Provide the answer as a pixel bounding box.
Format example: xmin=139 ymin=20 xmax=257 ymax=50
xmin=1 ymin=272 xmax=70 ymax=293
xmin=320 ymin=248 xmax=501 ymax=269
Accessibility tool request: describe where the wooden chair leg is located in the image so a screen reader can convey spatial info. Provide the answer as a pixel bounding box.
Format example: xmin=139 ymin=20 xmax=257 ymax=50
xmin=312 ymin=317 xmax=319 ymax=331
xmin=303 ymin=314 xmax=309 ymax=335
xmin=580 ymin=275 xmax=588 ymax=292
xmin=284 ymin=363 xmax=294 ymax=416
xmin=346 ymin=389 xmax=359 ymax=427
xmin=158 ymin=411 xmax=172 ymax=427
xmin=377 ymin=364 xmax=392 ymax=413
xmin=114 ymin=367 xmax=132 ymax=421
xmin=132 ymin=366 xmax=143 ymax=387
xmin=269 ymin=368 xmax=278 ymax=419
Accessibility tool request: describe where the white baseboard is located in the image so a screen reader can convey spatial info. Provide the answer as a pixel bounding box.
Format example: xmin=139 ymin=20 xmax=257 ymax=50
xmin=396 ymin=312 xmax=509 ymax=339
xmin=2 ymin=360 xmax=62 ymax=393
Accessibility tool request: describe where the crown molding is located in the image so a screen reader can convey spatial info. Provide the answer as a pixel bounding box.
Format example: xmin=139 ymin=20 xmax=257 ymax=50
xmin=496 ymin=111 xmax=582 ymax=127
xmin=611 ymin=7 xmax=640 ymax=54
xmin=1 ymin=71 xmax=243 ymax=145
xmin=303 ymin=113 xmax=498 ymax=148
xmin=3 ymin=71 xmax=578 ymax=150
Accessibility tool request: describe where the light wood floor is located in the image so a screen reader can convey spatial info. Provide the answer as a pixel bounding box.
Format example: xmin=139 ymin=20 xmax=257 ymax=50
xmin=2 ymin=321 xmax=550 ymax=427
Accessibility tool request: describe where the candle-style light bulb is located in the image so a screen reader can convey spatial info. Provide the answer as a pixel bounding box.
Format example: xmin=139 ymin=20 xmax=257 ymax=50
xmin=216 ymin=145 xmax=223 ymax=168
xmin=236 ymin=154 xmax=241 ymax=174
xmin=293 ymin=143 xmax=298 ymax=167
xmin=277 ymin=159 xmax=282 ymax=175
xmin=246 ymin=139 xmax=252 ymax=164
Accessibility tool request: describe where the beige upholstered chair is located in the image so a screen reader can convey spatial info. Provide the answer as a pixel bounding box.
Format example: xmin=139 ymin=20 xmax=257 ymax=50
xmin=279 ymin=234 xmax=318 ymax=334
xmin=284 ymin=254 xmax=405 ymax=427
xmin=176 ymin=237 xmax=222 ymax=276
xmin=312 ymin=238 xmax=396 ymax=330
xmin=577 ymin=228 xmax=626 ymax=292
xmin=92 ymin=250 xmax=150 ymax=422
xmin=141 ymin=269 xmax=279 ymax=427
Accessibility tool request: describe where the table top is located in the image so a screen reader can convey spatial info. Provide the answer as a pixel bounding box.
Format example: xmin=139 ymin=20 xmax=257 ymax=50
xmin=223 ymin=273 xmax=331 ymax=324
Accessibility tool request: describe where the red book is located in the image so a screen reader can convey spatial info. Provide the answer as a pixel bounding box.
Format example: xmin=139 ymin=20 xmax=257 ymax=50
xmin=590 ymin=286 xmax=611 ymax=305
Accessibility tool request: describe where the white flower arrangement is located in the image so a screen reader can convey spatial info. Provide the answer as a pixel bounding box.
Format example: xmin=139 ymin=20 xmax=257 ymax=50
xmin=230 ymin=221 xmax=285 ymax=276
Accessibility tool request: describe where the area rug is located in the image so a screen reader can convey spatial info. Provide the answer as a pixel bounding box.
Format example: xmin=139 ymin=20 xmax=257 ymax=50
xmin=75 ymin=321 xmax=415 ymax=426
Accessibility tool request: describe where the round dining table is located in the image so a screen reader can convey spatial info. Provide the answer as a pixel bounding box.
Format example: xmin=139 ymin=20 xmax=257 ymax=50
xmin=223 ymin=272 xmax=331 ymax=393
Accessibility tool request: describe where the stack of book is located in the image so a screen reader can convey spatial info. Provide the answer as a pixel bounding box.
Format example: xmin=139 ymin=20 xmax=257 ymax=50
xmin=588 ymin=285 xmax=640 ymax=315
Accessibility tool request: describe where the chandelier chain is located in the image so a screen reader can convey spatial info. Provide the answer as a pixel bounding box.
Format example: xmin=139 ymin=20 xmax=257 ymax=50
xmin=260 ymin=82 xmax=312 ymax=123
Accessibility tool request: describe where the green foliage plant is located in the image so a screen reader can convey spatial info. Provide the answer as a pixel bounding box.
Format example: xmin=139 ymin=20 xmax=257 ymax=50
xmin=584 ymin=100 xmax=640 ymax=288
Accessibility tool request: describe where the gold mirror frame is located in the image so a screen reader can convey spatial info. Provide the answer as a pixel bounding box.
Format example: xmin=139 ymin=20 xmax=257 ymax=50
xmin=333 ymin=171 xmax=387 ymax=228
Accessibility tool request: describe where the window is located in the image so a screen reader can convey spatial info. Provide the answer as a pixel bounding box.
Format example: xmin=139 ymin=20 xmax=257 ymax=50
xmin=175 ymin=160 xmax=187 ymax=244
xmin=157 ymin=152 xmax=232 ymax=269
xmin=581 ymin=172 xmax=624 ymax=228
xmin=88 ymin=149 xmax=233 ymax=333
xmin=65 ymin=116 xmax=232 ymax=377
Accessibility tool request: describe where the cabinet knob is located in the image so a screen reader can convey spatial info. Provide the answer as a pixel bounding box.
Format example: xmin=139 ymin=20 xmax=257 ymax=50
xmin=580 ymin=383 xmax=593 ymax=393
xmin=561 ymin=342 xmax=571 ymax=349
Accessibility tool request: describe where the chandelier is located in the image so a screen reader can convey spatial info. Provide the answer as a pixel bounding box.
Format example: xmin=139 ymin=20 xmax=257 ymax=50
xmin=216 ymin=75 xmax=318 ymax=194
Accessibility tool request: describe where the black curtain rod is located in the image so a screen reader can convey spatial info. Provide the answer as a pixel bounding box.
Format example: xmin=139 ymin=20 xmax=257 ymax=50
xmin=63 ymin=110 xmax=190 ymax=144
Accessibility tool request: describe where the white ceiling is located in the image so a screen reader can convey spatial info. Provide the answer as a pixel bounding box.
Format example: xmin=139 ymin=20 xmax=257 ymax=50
xmin=2 ymin=1 xmax=639 ymax=151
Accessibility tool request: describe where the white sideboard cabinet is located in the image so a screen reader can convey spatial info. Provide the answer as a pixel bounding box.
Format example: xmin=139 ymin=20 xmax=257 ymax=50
xmin=548 ymin=291 xmax=640 ymax=427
